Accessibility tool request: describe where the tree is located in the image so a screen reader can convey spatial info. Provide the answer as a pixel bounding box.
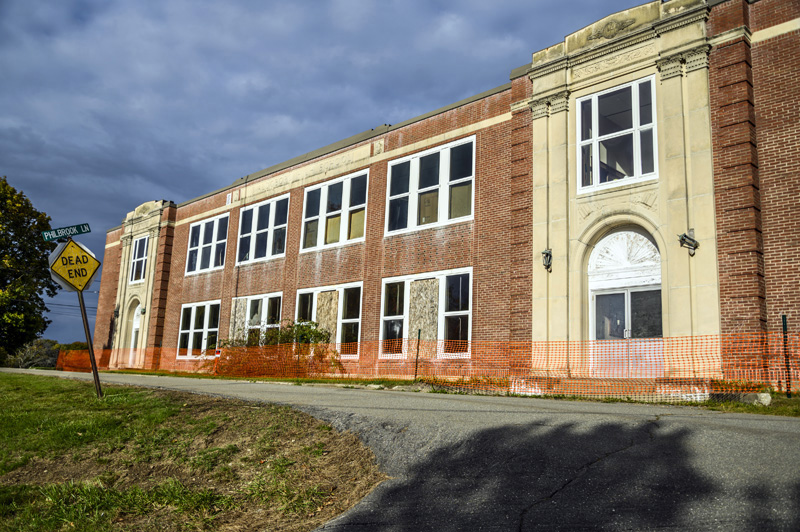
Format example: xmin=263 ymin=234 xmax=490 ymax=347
xmin=0 ymin=177 xmax=60 ymax=365
xmin=8 ymin=338 xmax=60 ymax=368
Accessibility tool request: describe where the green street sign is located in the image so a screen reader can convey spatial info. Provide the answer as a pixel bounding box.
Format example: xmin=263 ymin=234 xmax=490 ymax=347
xmin=42 ymin=223 xmax=91 ymax=242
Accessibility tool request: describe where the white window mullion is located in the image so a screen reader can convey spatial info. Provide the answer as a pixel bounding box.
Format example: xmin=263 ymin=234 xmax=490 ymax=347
xmin=408 ymin=158 xmax=420 ymax=229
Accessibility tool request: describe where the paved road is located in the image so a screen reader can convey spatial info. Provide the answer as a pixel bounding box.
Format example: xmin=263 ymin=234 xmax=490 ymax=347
xmin=5 ymin=369 xmax=800 ymax=531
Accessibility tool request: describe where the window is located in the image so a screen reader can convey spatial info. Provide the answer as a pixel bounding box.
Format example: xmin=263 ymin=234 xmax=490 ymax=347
xmin=577 ymin=77 xmax=656 ymax=192
xmin=178 ymin=301 xmax=221 ymax=357
xmin=237 ymin=195 xmax=289 ymax=264
xmin=295 ymin=282 xmax=362 ymax=358
xmin=186 ymin=214 xmax=229 ymax=274
xmin=302 ymin=172 xmax=368 ymax=251
xmin=386 ymin=137 xmax=474 ymax=234
xmin=240 ymin=293 xmax=282 ymax=345
xmin=129 ymin=236 xmax=148 ymax=283
xmin=380 ymin=268 xmax=472 ymax=358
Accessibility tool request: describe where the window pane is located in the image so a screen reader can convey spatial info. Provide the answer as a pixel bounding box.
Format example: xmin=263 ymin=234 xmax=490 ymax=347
xmin=267 ymin=297 xmax=281 ymax=325
xmin=216 ymin=217 xmax=228 ymax=241
xmin=248 ymin=299 xmax=262 ymax=327
xmin=598 ymin=86 xmax=632 ymax=136
xmin=272 ymin=227 xmax=286 ymax=255
xmin=179 ymin=332 xmax=189 ymax=350
xmin=274 ymin=198 xmax=288 ymax=225
xmin=631 ymin=290 xmax=662 ymax=338
xmin=208 ymin=304 xmax=220 ymax=328
xmin=581 ymin=144 xmax=593 ymax=187
xmin=348 ymin=208 xmax=365 ymax=240
xmin=327 ymin=182 xmax=343 ymax=213
xmin=640 ymin=129 xmax=654 ymax=175
xmin=595 ymin=293 xmax=625 ymax=340
xmin=639 ymin=81 xmax=652 ymax=126
xmin=384 ymin=282 xmax=404 ymax=316
xmin=419 ymin=152 xmax=440 ymax=189
xmin=298 ymin=293 xmax=313 ymax=322
xmin=187 ymin=249 xmax=198 ymax=272
xmin=350 ymin=174 xmax=367 ymax=206
xmin=388 ymin=197 xmax=408 ymax=231
xmin=417 ymin=190 xmax=438 ymax=225
xmin=446 ymin=274 xmax=470 ymax=312
xmin=450 ymin=143 xmax=473 ymax=181
xmin=241 ymin=209 xmax=253 ymax=235
xmin=599 ymin=134 xmax=634 ymax=183
xmin=200 ymin=246 xmax=211 ymax=269
xmin=449 ymin=182 xmax=471 ymax=219
xmin=189 ymin=225 xmax=200 ymax=248
xmin=238 ymin=236 xmax=250 ymax=262
xmin=254 ymin=232 xmax=268 ymax=258
xmin=390 ymin=162 xmax=410 ymax=196
xmin=581 ymin=99 xmax=593 ymax=140
xmin=192 ymin=332 xmax=204 ymax=353
xmin=303 ymin=220 xmax=318 ymax=249
xmin=383 ymin=320 xmax=403 ymax=353
xmin=257 ymin=204 xmax=270 ymax=231
xmin=206 ymin=332 xmax=218 ymax=351
xmin=341 ymin=323 xmax=359 ymax=352
xmin=305 ymin=189 xmax=320 ymax=218
xmin=203 ymin=221 xmax=214 ymax=244
xmin=181 ymin=307 xmax=192 ymax=330
xmin=342 ymin=287 xmax=361 ymax=320
xmin=214 ymin=242 xmax=226 ymax=267
xmin=444 ymin=315 xmax=468 ymax=352
xmin=194 ymin=305 xmax=205 ymax=330
xmin=325 ymin=215 xmax=341 ymax=245
xmin=132 ymin=261 xmax=143 ymax=282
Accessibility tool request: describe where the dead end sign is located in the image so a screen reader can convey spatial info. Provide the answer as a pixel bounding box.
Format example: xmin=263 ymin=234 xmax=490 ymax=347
xmin=49 ymin=239 xmax=101 ymax=292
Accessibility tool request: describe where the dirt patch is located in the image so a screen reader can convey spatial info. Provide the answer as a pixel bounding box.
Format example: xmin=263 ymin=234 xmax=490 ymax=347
xmin=1 ymin=388 xmax=386 ymax=531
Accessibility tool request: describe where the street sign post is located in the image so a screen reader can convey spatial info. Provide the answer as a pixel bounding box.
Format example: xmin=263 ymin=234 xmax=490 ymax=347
xmin=42 ymin=223 xmax=91 ymax=242
xmin=47 ymin=235 xmax=103 ymax=399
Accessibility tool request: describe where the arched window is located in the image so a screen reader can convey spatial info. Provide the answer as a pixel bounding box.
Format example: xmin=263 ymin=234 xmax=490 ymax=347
xmin=588 ymin=228 xmax=663 ymax=377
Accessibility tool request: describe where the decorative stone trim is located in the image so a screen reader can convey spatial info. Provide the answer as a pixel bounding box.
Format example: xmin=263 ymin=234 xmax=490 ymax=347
xmin=653 ymin=10 xmax=708 ymax=37
xmin=684 ymin=45 xmax=711 ymax=73
xmin=528 ymin=58 xmax=569 ymax=81
xmin=657 ymin=54 xmax=684 ymax=80
xmin=587 ymin=18 xmax=636 ymax=41
xmin=530 ymin=99 xmax=549 ymax=120
xmin=549 ymin=91 xmax=570 ymax=114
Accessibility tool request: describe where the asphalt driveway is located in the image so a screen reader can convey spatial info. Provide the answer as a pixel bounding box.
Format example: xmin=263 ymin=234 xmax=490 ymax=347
xmin=6 ymin=369 xmax=800 ymax=531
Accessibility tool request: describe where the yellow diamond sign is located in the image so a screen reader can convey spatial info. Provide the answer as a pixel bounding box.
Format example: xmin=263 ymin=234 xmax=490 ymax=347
xmin=50 ymin=239 xmax=101 ymax=292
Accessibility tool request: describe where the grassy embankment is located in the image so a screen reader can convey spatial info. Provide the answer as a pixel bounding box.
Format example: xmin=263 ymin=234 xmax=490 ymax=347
xmin=0 ymin=373 xmax=384 ymax=531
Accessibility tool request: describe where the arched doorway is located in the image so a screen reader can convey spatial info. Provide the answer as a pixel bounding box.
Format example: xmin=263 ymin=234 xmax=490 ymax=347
xmin=588 ymin=228 xmax=663 ymax=378
xmin=129 ymin=304 xmax=141 ymax=366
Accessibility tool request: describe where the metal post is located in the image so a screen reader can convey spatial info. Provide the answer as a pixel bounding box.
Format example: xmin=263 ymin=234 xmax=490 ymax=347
xmin=413 ymin=329 xmax=421 ymax=381
xmin=78 ymin=290 xmax=103 ymax=399
xmin=783 ymin=315 xmax=792 ymax=399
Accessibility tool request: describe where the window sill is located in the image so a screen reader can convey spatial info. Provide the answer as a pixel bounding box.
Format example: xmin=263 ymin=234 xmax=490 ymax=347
xmin=235 ymin=254 xmax=286 ymax=268
xmin=299 ymin=238 xmax=365 ymax=255
xmin=577 ymin=175 xmax=658 ymax=199
xmin=184 ymin=266 xmax=225 ymax=277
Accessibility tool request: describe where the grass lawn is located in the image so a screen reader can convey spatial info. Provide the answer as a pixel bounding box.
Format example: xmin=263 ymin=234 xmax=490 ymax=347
xmin=0 ymin=373 xmax=385 ymax=531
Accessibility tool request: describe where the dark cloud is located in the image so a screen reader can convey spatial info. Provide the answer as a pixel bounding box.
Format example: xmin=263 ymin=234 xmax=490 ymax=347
xmin=0 ymin=0 xmax=642 ymax=342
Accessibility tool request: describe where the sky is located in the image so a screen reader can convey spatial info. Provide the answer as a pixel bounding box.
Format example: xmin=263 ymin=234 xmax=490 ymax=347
xmin=1 ymin=0 xmax=645 ymax=343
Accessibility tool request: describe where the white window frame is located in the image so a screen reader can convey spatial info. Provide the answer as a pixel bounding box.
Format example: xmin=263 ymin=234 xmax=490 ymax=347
xmin=236 ymin=194 xmax=290 ymax=265
xmin=177 ymin=300 xmax=221 ymax=359
xmin=129 ymin=236 xmax=148 ymax=284
xmin=235 ymin=292 xmax=283 ymax=344
xmin=185 ymin=214 xmax=229 ymax=275
xmin=576 ymin=76 xmax=657 ymax=194
xmin=295 ymin=281 xmax=363 ymax=359
xmin=301 ymin=170 xmax=369 ymax=252
xmin=379 ymin=267 xmax=473 ymax=359
xmin=385 ymin=137 xmax=475 ymax=236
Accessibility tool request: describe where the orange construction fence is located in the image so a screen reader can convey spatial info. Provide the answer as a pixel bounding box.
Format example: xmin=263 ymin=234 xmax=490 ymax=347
xmin=61 ymin=332 xmax=798 ymax=402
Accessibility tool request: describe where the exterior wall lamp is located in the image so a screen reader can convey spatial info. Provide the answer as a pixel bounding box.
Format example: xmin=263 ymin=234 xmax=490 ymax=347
xmin=542 ymin=248 xmax=553 ymax=272
xmin=678 ymin=230 xmax=699 ymax=256
xmin=140 ymin=306 xmax=146 ymax=315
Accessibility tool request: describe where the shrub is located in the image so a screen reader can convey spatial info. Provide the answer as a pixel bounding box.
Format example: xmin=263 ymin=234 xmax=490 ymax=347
xmin=8 ymin=338 xmax=60 ymax=368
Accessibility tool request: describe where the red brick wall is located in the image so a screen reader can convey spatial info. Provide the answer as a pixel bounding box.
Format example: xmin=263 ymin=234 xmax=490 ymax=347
xmin=93 ymin=227 xmax=122 ymax=351
xmin=152 ymin=87 xmax=517 ymax=371
xmin=750 ymin=0 xmax=800 ymax=332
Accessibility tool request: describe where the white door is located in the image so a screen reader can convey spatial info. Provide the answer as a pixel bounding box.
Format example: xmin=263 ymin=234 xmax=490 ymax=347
xmin=129 ymin=305 xmax=141 ymax=366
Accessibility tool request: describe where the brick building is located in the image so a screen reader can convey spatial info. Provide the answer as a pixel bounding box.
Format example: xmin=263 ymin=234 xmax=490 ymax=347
xmin=94 ymin=0 xmax=799 ymax=378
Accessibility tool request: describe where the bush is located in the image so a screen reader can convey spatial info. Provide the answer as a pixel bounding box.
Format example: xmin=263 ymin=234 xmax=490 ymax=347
xmin=8 ymin=338 xmax=60 ymax=368
xmin=58 ymin=341 xmax=89 ymax=351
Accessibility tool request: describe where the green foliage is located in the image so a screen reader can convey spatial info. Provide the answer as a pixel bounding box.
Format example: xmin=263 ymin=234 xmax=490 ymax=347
xmin=226 ymin=319 xmax=332 ymax=348
xmin=7 ymin=338 xmax=60 ymax=368
xmin=57 ymin=341 xmax=89 ymax=351
xmin=0 ymin=177 xmax=60 ymax=366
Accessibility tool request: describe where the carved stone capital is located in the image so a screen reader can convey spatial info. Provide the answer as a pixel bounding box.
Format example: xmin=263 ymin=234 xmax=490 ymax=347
xmin=657 ymin=54 xmax=683 ymax=80
xmin=684 ymin=45 xmax=711 ymax=73
xmin=549 ymin=91 xmax=570 ymax=114
xmin=530 ymin=99 xmax=549 ymax=120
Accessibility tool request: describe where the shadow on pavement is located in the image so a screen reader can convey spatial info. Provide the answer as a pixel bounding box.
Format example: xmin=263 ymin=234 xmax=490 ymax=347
xmin=321 ymin=419 xmax=798 ymax=531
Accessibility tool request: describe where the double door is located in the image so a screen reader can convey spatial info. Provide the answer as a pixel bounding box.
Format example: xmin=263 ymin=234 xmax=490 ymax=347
xmin=592 ymin=288 xmax=663 ymax=378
